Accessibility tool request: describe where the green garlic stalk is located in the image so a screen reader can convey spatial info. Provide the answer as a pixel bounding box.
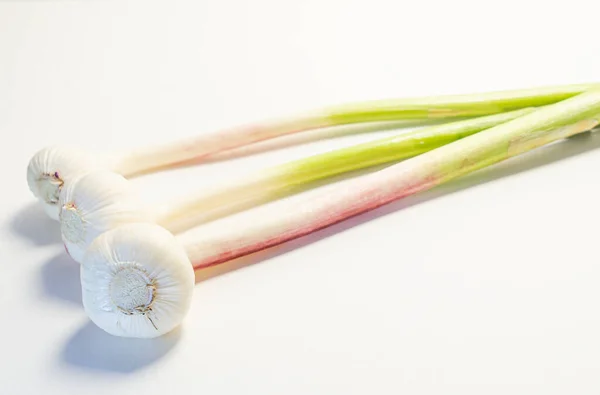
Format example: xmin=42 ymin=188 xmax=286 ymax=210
xmin=28 ymin=83 xmax=598 ymax=220
xmin=61 ymin=109 xmax=532 ymax=263
xmin=80 ymin=90 xmax=600 ymax=339
xmin=184 ymin=89 xmax=600 ymax=269
xmin=158 ymin=108 xmax=536 ymax=232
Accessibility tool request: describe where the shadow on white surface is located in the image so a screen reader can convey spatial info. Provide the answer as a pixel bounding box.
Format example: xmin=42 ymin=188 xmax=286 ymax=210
xmin=62 ymin=322 xmax=181 ymax=373
xmin=196 ymin=130 xmax=600 ymax=282
xmin=10 ymin=202 xmax=62 ymax=246
xmin=40 ymin=253 xmax=82 ymax=305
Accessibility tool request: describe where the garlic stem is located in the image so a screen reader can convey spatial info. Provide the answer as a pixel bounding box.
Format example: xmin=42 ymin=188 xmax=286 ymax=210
xmin=155 ymin=108 xmax=535 ymax=233
xmin=29 ymin=83 xmax=599 ymax=220
xmin=79 ymin=89 xmax=600 ymax=339
xmin=113 ymin=83 xmax=599 ymax=176
xmin=63 ymin=110 xmax=524 ymax=262
xmin=181 ymin=90 xmax=600 ymax=269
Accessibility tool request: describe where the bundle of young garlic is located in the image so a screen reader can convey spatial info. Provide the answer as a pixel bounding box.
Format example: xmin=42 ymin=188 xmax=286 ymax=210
xmin=27 ymin=84 xmax=600 ymax=338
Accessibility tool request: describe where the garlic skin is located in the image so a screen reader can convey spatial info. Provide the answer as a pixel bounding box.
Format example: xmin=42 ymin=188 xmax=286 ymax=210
xmin=27 ymin=146 xmax=102 ymax=220
xmin=59 ymin=171 xmax=149 ymax=263
xmin=81 ymin=223 xmax=195 ymax=338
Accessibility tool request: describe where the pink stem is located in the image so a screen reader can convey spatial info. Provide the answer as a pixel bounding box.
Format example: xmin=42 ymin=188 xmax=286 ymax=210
xmin=183 ymin=92 xmax=600 ymax=270
xmin=114 ymin=115 xmax=328 ymax=176
xmin=187 ymin=162 xmax=434 ymax=270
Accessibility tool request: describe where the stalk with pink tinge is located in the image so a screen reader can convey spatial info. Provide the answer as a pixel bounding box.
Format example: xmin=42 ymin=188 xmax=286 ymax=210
xmin=79 ymin=89 xmax=600 ymax=339
xmin=183 ymin=90 xmax=600 ymax=269
xmin=28 ymin=83 xmax=598 ymax=220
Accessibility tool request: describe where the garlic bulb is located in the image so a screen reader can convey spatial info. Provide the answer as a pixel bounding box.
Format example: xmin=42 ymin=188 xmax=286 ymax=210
xmin=81 ymin=223 xmax=195 ymax=338
xmin=59 ymin=171 xmax=149 ymax=262
xmin=27 ymin=146 xmax=102 ymax=220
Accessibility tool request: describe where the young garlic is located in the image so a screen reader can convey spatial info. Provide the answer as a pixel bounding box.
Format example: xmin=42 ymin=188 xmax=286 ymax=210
xmin=82 ymin=223 xmax=194 ymax=338
xmin=59 ymin=171 xmax=150 ymax=262
xmin=59 ymin=109 xmax=535 ymax=263
xmin=185 ymin=90 xmax=600 ymax=272
xmin=28 ymin=83 xmax=597 ymax=220
xmin=81 ymin=91 xmax=600 ymax=339
xmin=27 ymin=146 xmax=102 ymax=220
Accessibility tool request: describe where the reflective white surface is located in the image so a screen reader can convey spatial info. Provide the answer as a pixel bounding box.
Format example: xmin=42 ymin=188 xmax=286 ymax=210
xmin=2 ymin=0 xmax=600 ymax=394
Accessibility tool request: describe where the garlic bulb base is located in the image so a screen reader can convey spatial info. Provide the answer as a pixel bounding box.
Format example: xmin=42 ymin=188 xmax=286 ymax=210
xmin=110 ymin=266 xmax=157 ymax=317
xmin=27 ymin=146 xmax=100 ymax=220
xmin=81 ymin=223 xmax=195 ymax=339
xmin=60 ymin=203 xmax=86 ymax=244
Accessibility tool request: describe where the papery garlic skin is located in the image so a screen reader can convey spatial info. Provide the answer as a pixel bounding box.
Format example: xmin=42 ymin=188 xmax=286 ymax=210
xmin=27 ymin=146 xmax=102 ymax=220
xmin=81 ymin=223 xmax=195 ymax=338
xmin=59 ymin=171 xmax=149 ymax=263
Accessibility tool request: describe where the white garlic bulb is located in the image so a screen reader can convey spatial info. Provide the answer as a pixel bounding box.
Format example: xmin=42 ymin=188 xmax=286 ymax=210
xmin=59 ymin=171 xmax=150 ymax=263
xmin=81 ymin=223 xmax=195 ymax=338
xmin=27 ymin=146 xmax=103 ymax=220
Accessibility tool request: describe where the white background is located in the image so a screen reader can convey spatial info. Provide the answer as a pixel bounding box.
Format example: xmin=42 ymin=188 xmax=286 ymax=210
xmin=1 ymin=0 xmax=600 ymax=394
